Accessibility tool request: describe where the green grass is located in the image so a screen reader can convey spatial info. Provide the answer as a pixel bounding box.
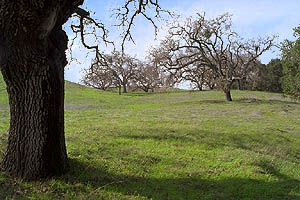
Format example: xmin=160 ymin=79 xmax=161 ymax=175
xmin=1 ymin=75 xmax=300 ymax=199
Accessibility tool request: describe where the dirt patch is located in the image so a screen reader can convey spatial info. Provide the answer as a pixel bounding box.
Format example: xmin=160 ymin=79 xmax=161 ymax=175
xmin=0 ymin=182 xmax=21 ymax=199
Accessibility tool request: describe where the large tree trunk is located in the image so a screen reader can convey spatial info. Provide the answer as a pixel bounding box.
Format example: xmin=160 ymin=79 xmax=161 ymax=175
xmin=0 ymin=29 xmax=68 ymax=179
xmin=0 ymin=0 xmax=84 ymax=180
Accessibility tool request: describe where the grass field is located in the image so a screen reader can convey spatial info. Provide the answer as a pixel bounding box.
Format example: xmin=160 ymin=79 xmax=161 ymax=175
xmin=1 ymin=75 xmax=300 ymax=199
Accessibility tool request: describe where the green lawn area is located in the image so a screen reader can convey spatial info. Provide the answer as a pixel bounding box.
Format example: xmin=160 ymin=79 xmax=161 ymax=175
xmin=1 ymin=75 xmax=300 ymax=199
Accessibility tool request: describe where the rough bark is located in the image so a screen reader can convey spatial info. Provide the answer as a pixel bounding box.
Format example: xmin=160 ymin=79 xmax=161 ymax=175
xmin=0 ymin=0 xmax=83 ymax=179
xmin=1 ymin=29 xmax=68 ymax=179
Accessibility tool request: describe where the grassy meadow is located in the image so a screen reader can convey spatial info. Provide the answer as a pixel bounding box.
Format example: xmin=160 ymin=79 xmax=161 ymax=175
xmin=0 ymin=75 xmax=300 ymax=199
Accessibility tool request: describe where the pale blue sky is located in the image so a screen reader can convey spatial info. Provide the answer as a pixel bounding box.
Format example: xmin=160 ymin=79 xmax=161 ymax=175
xmin=65 ymin=0 xmax=300 ymax=83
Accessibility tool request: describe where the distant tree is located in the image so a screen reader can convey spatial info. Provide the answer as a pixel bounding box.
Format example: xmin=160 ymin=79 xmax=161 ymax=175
xmin=240 ymin=61 xmax=267 ymax=91
xmin=281 ymin=26 xmax=300 ymax=99
xmin=152 ymin=13 xmax=275 ymax=100
xmin=82 ymin=67 xmax=113 ymax=91
xmin=133 ymin=62 xmax=162 ymax=92
xmin=231 ymin=59 xmax=283 ymax=92
xmin=147 ymin=49 xmax=180 ymax=89
xmin=83 ymin=51 xmax=138 ymax=94
xmin=265 ymin=59 xmax=283 ymax=92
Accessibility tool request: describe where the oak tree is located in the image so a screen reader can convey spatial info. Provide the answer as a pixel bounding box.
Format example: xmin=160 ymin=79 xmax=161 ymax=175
xmin=132 ymin=60 xmax=170 ymax=92
xmin=83 ymin=51 xmax=138 ymax=94
xmin=153 ymin=13 xmax=275 ymax=100
xmin=82 ymin=66 xmax=114 ymax=91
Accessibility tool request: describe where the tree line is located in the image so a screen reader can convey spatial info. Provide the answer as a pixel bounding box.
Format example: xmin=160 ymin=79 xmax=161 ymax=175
xmin=82 ymin=51 xmax=176 ymax=95
xmin=83 ymin=13 xmax=300 ymax=101
xmin=82 ymin=13 xmax=282 ymax=101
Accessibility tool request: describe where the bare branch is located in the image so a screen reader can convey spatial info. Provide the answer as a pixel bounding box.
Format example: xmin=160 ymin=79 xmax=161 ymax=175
xmin=113 ymin=0 xmax=173 ymax=52
xmin=149 ymin=12 xmax=276 ymax=98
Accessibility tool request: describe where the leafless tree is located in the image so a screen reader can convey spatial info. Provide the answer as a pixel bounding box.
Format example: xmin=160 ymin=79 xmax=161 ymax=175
xmin=83 ymin=51 xmax=138 ymax=94
xmin=133 ymin=60 xmax=171 ymax=92
xmin=152 ymin=13 xmax=276 ymax=100
xmin=82 ymin=67 xmax=114 ymax=91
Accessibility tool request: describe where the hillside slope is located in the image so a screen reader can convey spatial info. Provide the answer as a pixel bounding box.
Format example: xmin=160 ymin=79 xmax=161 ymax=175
xmin=1 ymin=74 xmax=300 ymax=199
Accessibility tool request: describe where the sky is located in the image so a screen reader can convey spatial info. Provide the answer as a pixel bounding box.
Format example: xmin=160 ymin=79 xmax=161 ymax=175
xmin=64 ymin=0 xmax=300 ymax=84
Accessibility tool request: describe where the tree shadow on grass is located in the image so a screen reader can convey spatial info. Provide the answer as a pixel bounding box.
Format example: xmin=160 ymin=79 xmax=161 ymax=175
xmin=59 ymin=158 xmax=300 ymax=200
xmin=0 ymin=171 xmax=26 ymax=200
xmin=0 ymin=181 xmax=20 ymax=200
xmin=1 ymin=157 xmax=299 ymax=200
xmin=119 ymin=127 xmax=300 ymax=164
